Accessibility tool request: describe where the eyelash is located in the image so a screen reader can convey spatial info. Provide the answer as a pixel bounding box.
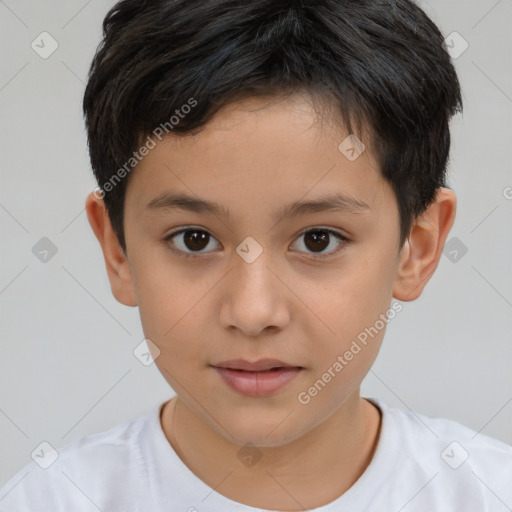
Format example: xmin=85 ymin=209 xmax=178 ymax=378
xmin=162 ymin=226 xmax=350 ymax=260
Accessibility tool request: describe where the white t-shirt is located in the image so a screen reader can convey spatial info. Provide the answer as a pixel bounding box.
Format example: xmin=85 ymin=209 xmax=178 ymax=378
xmin=1 ymin=398 xmax=511 ymax=512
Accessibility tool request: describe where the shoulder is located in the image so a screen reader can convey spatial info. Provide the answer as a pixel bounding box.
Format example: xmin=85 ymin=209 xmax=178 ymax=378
xmin=0 ymin=407 xmax=155 ymax=512
xmin=381 ymin=399 xmax=512 ymax=465
xmin=373 ymin=398 xmax=512 ymax=510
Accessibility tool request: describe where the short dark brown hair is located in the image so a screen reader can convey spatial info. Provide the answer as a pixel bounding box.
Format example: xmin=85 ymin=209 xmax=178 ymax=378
xmin=83 ymin=0 xmax=462 ymax=253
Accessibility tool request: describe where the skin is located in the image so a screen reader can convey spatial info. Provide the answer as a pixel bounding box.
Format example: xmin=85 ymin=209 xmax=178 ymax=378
xmin=86 ymin=93 xmax=456 ymax=510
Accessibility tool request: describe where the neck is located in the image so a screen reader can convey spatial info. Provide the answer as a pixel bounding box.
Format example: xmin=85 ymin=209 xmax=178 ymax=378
xmin=160 ymin=392 xmax=381 ymax=511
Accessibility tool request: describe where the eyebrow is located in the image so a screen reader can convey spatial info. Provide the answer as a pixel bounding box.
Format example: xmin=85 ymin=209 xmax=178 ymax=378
xmin=146 ymin=191 xmax=371 ymax=224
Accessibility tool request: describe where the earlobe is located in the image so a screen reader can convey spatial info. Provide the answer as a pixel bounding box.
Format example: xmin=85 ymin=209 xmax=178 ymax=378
xmin=393 ymin=187 xmax=457 ymax=302
xmin=85 ymin=192 xmax=138 ymax=307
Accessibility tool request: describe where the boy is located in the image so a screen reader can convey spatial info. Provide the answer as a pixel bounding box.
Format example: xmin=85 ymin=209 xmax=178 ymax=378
xmin=1 ymin=0 xmax=511 ymax=510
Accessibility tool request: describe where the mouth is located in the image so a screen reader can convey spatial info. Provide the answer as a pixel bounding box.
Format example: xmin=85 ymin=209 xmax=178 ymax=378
xmin=210 ymin=359 xmax=304 ymax=397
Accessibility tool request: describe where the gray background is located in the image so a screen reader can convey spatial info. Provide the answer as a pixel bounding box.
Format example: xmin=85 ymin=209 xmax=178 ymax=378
xmin=1 ymin=0 xmax=511 ymax=488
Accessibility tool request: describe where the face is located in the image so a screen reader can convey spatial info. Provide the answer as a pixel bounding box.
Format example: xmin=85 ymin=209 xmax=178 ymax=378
xmin=122 ymin=94 xmax=403 ymax=447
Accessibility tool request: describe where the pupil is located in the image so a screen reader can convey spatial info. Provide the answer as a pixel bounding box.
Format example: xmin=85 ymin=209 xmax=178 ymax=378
xmin=181 ymin=230 xmax=330 ymax=253
xmin=185 ymin=230 xmax=209 ymax=251
xmin=304 ymin=231 xmax=329 ymax=252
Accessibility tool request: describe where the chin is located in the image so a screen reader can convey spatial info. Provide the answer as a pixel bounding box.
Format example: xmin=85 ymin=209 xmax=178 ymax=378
xmin=214 ymin=408 xmax=309 ymax=448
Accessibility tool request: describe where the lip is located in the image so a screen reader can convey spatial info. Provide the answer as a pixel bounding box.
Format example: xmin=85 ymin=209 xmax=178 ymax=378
xmin=211 ymin=359 xmax=303 ymax=397
xmin=213 ymin=358 xmax=298 ymax=372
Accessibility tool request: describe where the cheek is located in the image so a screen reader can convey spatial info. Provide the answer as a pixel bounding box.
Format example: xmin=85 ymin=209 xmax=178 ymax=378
xmin=139 ymin=280 xmax=206 ymax=383
xmin=131 ymin=253 xmax=215 ymax=371
xmin=298 ymin=253 xmax=395 ymax=376
xmin=130 ymin=246 xmax=196 ymax=330
xmin=298 ymin=264 xmax=390 ymax=410
xmin=135 ymin=274 xmax=176 ymax=337
xmin=309 ymin=257 xmax=393 ymax=333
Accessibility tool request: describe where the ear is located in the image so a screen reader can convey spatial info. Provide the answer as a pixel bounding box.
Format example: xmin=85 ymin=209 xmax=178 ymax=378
xmin=85 ymin=191 xmax=137 ymax=307
xmin=393 ymin=187 xmax=457 ymax=301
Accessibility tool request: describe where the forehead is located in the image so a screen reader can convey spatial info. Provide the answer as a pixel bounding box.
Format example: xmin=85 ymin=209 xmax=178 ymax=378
xmin=125 ymin=93 xmax=395 ymax=224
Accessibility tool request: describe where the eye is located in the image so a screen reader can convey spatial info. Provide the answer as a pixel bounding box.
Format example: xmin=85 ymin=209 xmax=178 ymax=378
xmin=290 ymin=228 xmax=350 ymax=259
xmin=163 ymin=227 xmax=221 ymax=258
xmin=163 ymin=226 xmax=350 ymax=259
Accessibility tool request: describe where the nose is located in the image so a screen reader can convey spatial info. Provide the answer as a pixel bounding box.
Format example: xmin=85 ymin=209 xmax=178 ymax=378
xmin=219 ymin=250 xmax=290 ymax=337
